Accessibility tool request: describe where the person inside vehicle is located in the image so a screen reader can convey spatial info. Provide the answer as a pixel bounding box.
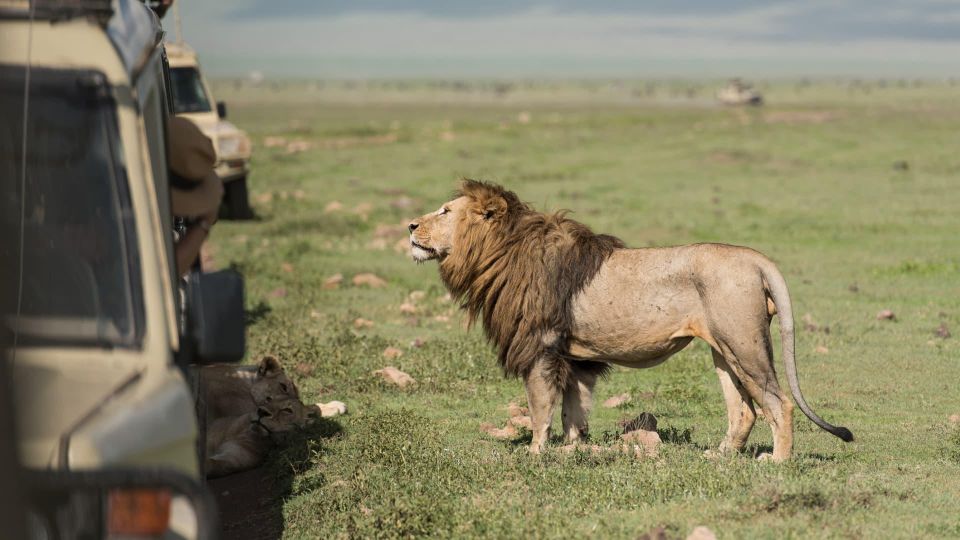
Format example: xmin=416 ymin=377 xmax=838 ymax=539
xmin=167 ymin=116 xmax=223 ymax=276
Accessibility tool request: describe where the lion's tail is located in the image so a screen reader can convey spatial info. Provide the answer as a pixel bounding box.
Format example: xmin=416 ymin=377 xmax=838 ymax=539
xmin=759 ymin=259 xmax=854 ymax=443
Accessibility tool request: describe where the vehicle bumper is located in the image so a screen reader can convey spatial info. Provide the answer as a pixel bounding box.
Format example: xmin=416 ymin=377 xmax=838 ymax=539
xmin=215 ymin=159 xmax=250 ymax=183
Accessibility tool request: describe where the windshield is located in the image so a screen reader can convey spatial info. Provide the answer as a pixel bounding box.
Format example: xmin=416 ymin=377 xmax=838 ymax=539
xmin=0 ymin=67 xmax=144 ymax=349
xmin=169 ymin=66 xmax=212 ymax=114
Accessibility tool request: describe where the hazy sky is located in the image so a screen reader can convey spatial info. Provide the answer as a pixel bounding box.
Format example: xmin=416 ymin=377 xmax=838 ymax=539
xmin=175 ymin=0 xmax=960 ymax=78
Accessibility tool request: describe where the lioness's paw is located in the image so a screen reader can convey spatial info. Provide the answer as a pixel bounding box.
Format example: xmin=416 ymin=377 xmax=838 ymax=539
xmin=316 ymin=401 xmax=347 ymax=418
xmin=756 ymin=452 xmax=774 ymax=462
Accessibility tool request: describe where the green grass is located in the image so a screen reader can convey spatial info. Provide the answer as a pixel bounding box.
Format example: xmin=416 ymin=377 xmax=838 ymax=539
xmin=208 ymin=79 xmax=960 ymax=539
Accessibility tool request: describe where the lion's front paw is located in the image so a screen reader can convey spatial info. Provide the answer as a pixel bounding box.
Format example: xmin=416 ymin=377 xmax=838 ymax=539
xmin=756 ymin=452 xmax=774 ymax=462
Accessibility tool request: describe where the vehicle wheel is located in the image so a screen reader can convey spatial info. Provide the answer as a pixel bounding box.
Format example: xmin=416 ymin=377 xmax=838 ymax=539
xmin=221 ymin=175 xmax=255 ymax=220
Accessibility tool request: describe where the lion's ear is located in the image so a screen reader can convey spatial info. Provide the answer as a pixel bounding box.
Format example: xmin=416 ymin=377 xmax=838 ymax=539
xmin=481 ymin=196 xmax=508 ymax=220
xmin=257 ymin=355 xmax=282 ymax=377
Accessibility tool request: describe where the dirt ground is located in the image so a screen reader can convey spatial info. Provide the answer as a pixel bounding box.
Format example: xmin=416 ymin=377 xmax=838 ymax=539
xmin=209 ymin=466 xmax=284 ymax=540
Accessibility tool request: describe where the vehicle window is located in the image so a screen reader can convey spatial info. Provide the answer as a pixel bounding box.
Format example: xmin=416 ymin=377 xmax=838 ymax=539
xmin=169 ymin=67 xmax=211 ymax=114
xmin=0 ymin=67 xmax=144 ymax=348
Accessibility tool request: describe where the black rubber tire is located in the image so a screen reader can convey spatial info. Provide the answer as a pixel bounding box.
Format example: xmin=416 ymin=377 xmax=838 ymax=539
xmin=222 ymin=175 xmax=255 ymax=220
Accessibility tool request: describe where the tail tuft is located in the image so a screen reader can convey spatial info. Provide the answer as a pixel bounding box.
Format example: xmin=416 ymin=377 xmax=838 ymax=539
xmin=833 ymin=427 xmax=855 ymax=443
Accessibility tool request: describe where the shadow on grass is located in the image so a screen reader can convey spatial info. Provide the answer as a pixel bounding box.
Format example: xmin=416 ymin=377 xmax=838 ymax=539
xmin=245 ymin=300 xmax=273 ymax=326
xmin=209 ymin=417 xmax=343 ymax=540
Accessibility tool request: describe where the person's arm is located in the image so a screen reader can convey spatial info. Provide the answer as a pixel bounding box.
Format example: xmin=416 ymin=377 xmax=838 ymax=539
xmin=175 ymin=211 xmax=217 ymax=276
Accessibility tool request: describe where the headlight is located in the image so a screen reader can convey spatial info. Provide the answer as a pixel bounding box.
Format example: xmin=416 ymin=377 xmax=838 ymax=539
xmin=217 ymin=135 xmax=242 ymax=158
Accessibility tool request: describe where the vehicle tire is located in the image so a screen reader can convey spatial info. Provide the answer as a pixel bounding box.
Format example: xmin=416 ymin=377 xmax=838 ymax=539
xmin=221 ymin=175 xmax=254 ymax=220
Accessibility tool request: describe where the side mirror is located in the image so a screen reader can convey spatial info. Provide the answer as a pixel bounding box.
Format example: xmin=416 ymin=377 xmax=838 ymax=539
xmin=216 ymin=101 xmax=227 ymax=119
xmin=184 ymin=269 xmax=245 ymax=364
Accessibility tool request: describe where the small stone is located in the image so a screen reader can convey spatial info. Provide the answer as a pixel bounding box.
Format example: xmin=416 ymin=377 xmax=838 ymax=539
xmin=322 ymin=273 xmax=343 ymax=290
xmin=602 ymin=393 xmax=632 ymax=408
xmin=935 ymin=323 xmax=951 ymax=339
xmin=353 ymin=202 xmax=373 ymax=219
xmin=316 ymin=401 xmax=347 ymax=418
xmin=517 ymin=111 xmax=532 ymax=124
xmin=479 ymin=422 xmax=516 ymax=439
xmin=433 ymin=315 xmax=450 ymax=323
xmin=876 ymin=309 xmax=896 ymax=321
xmin=310 ymin=310 xmax=321 ymax=319
xmin=621 ymin=429 xmax=661 ymax=457
xmin=848 ymin=283 xmax=859 ymax=293
xmin=948 ymin=414 xmax=959 ymax=424
xmin=399 ymin=302 xmax=417 ymax=315
xmin=507 ymin=402 xmax=529 ymax=417
xmin=687 ymin=526 xmax=717 ymax=540
xmin=638 ymin=526 xmax=668 ymax=540
xmin=280 ymin=262 xmax=294 ymax=273
xmin=268 ymin=288 xmax=287 ymax=298
xmin=324 ymin=201 xmax=343 ymax=213
xmin=408 ymin=290 xmax=427 ymax=302
xmin=352 ymin=273 xmax=387 ymax=288
xmin=294 ymin=362 xmax=313 ymax=376
xmin=815 ymin=345 xmax=829 ymax=354
xmin=373 ymin=366 xmax=415 ymax=388
xmin=353 ymin=318 xmax=374 ymax=329
xmin=382 ymin=347 xmax=403 ymax=360
xmin=410 ymin=337 xmax=426 ymax=348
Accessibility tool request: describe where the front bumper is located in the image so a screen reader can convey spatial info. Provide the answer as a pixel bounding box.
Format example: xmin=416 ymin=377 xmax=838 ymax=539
xmin=214 ymin=158 xmax=250 ymax=183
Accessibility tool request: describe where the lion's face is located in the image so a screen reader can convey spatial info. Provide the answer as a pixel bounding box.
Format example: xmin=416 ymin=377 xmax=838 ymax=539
xmin=407 ymin=196 xmax=472 ymax=262
xmin=254 ymin=395 xmax=314 ymax=434
xmin=250 ymin=356 xmax=300 ymax=406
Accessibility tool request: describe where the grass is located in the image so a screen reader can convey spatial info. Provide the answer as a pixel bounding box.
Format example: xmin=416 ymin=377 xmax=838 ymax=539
xmin=207 ymin=79 xmax=960 ymax=539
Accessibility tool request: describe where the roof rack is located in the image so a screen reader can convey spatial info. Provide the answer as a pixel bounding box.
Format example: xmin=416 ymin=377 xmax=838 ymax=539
xmin=0 ymin=0 xmax=112 ymax=25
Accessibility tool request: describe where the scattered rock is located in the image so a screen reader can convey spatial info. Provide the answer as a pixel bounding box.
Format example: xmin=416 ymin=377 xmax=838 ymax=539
xmin=353 ymin=202 xmax=373 ymax=220
xmin=254 ymin=192 xmax=273 ymax=205
xmin=353 ymin=318 xmax=374 ymax=329
xmin=815 ymin=345 xmax=830 ymax=354
xmin=324 ymin=201 xmax=343 ymax=213
xmin=602 ymin=393 xmax=632 ymax=408
xmin=434 ymin=315 xmax=450 ymax=323
xmin=408 ymin=290 xmax=427 ymax=302
xmin=292 ymin=189 xmax=306 ymax=200
xmin=399 ymin=302 xmax=417 ymax=315
xmin=620 ymin=413 xmax=661 ymax=457
xmin=687 ymin=526 xmax=717 ymax=540
xmin=310 ymin=310 xmax=321 ymax=319
xmin=480 ymin=422 xmax=517 ymax=439
xmin=263 ymin=136 xmax=286 ymax=148
xmin=373 ymin=366 xmax=415 ymax=388
xmin=280 ymin=262 xmax=294 ymax=273
xmin=268 ymin=288 xmax=287 ymax=298
xmin=848 ymin=283 xmax=860 ymax=293
xmin=285 ymin=140 xmax=312 ymax=154
xmin=439 ymin=130 xmax=456 ymax=142
xmin=949 ymin=414 xmax=960 ymax=424
xmin=508 ymin=415 xmax=533 ymax=430
xmin=352 ymin=273 xmax=387 ymax=288
xmin=316 ymin=401 xmax=347 ymax=418
xmin=892 ymin=160 xmax=910 ymax=171
xmin=410 ymin=337 xmax=426 ymax=348
xmin=382 ymin=347 xmax=403 ymax=360
xmin=517 ymin=111 xmax=532 ymax=124
xmin=935 ymin=323 xmax=951 ymax=339
xmin=507 ymin=402 xmax=529 ymax=418
xmin=322 ymin=273 xmax=343 ymax=290
xmin=876 ymin=309 xmax=896 ymax=321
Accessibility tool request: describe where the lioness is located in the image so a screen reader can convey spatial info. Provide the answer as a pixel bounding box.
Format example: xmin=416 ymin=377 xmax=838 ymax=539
xmin=198 ymin=356 xmax=303 ymax=423
xmin=205 ymin=398 xmax=309 ymax=478
xmin=409 ymin=180 xmax=853 ymax=462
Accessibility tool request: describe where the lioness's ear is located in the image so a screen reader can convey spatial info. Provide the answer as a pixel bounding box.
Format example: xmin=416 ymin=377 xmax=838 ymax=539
xmin=258 ymin=355 xmax=282 ymax=377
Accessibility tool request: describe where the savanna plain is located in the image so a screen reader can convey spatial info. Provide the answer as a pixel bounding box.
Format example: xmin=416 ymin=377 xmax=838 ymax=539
xmin=207 ymin=79 xmax=960 ymax=539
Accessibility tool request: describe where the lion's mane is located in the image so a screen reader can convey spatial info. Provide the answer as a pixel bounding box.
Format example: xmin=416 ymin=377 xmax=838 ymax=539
xmin=439 ymin=180 xmax=624 ymax=389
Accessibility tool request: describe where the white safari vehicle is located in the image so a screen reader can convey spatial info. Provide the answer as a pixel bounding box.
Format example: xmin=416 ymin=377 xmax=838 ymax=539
xmin=1 ymin=0 xmax=244 ymax=538
xmin=165 ymin=41 xmax=254 ymax=219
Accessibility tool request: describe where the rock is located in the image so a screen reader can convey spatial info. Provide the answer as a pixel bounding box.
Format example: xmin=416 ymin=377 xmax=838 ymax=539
xmin=352 ymin=273 xmax=387 ymax=288
xmin=263 ymin=136 xmax=286 ymax=148
xmin=285 ymin=140 xmax=311 ymax=154
xmin=439 ymin=130 xmax=456 ymax=142
xmin=268 ymin=288 xmax=287 ymax=298
xmin=507 ymin=402 xmax=529 ymax=418
xmin=382 ymin=347 xmax=403 ymax=360
xmin=479 ymin=422 xmax=517 ymax=439
xmin=408 ymin=290 xmax=427 ymax=302
xmin=948 ymin=414 xmax=960 ymax=424
xmin=892 ymin=160 xmax=909 ymax=171
xmin=508 ymin=415 xmax=533 ymax=430
xmin=410 ymin=337 xmax=426 ymax=348
xmin=621 ymin=426 xmax=661 ymax=457
xmin=373 ymin=366 xmax=415 ymax=388
xmin=687 ymin=526 xmax=717 ymax=540
xmin=815 ymin=345 xmax=829 ymax=354
xmin=324 ymin=201 xmax=343 ymax=213
xmin=322 ymin=273 xmax=343 ymax=290
xmin=310 ymin=310 xmax=321 ymax=319
xmin=353 ymin=202 xmax=373 ymax=219
xmin=280 ymin=262 xmax=294 ymax=273
xmin=637 ymin=526 xmax=668 ymax=540
xmin=935 ymin=323 xmax=951 ymax=339
xmin=602 ymin=393 xmax=632 ymax=408
xmin=848 ymin=283 xmax=860 ymax=293
xmin=876 ymin=309 xmax=896 ymax=321
xmin=399 ymin=302 xmax=417 ymax=315
xmin=353 ymin=318 xmax=374 ymax=329
xmin=517 ymin=111 xmax=532 ymax=124
xmin=433 ymin=315 xmax=450 ymax=323
xmin=316 ymin=401 xmax=347 ymax=418
xmin=294 ymin=362 xmax=313 ymax=376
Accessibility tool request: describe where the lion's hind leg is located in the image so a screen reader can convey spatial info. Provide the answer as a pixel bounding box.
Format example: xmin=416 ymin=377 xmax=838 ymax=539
xmin=561 ymin=367 xmax=598 ymax=444
xmin=711 ymin=349 xmax=756 ymax=455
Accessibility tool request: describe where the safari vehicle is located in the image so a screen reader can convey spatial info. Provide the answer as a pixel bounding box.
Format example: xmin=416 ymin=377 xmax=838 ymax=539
xmin=0 ymin=0 xmax=243 ymax=537
xmin=165 ymin=41 xmax=254 ymax=220
xmin=717 ymin=78 xmax=764 ymax=106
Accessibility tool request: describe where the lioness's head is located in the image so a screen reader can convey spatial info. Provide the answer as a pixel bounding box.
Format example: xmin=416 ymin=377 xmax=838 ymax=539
xmin=408 ymin=180 xmax=523 ymax=262
xmin=250 ymin=356 xmax=300 ymax=406
xmin=252 ymin=395 xmax=314 ymax=434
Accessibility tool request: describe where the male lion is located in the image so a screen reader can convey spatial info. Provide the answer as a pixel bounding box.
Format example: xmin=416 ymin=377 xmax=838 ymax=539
xmin=409 ymin=180 xmax=852 ymax=462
